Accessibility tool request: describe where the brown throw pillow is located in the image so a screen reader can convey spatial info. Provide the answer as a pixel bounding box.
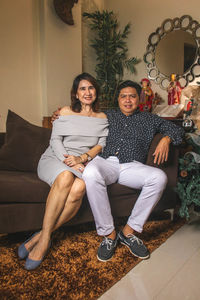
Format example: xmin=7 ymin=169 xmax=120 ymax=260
xmin=0 ymin=110 xmax=51 ymax=172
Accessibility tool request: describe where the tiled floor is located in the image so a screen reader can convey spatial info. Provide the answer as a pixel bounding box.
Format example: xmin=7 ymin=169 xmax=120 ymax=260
xmin=99 ymin=215 xmax=200 ymax=300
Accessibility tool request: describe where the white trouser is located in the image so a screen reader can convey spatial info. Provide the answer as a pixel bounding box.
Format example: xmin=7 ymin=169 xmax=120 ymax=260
xmin=82 ymin=156 xmax=168 ymax=236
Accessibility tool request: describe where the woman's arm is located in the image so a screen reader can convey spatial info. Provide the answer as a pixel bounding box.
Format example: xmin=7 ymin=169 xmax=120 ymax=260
xmin=64 ymin=144 xmax=103 ymax=166
xmin=81 ymin=144 xmax=103 ymax=161
xmin=50 ymin=133 xmax=67 ymax=162
xmin=49 ymin=107 xmax=70 ymax=162
xmin=64 ymin=118 xmax=108 ymax=167
xmin=64 ymin=134 xmax=107 ymax=167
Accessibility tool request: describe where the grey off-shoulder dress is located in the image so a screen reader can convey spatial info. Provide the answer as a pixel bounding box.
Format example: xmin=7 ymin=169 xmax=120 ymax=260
xmin=37 ymin=115 xmax=109 ymax=186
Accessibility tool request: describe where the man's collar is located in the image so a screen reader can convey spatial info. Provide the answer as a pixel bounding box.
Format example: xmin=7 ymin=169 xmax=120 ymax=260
xmin=118 ymin=107 xmax=140 ymax=117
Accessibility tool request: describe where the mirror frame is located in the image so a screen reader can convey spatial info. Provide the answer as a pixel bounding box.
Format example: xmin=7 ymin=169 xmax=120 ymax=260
xmin=144 ymin=15 xmax=200 ymax=90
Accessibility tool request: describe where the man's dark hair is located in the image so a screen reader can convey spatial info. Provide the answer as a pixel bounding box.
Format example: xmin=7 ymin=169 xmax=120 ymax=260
xmin=115 ymin=80 xmax=142 ymax=102
xmin=71 ymin=72 xmax=100 ymax=112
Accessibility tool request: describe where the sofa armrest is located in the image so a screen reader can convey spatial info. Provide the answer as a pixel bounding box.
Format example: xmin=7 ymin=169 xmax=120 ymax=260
xmin=146 ymin=133 xmax=180 ymax=188
xmin=0 ymin=133 xmax=5 ymax=148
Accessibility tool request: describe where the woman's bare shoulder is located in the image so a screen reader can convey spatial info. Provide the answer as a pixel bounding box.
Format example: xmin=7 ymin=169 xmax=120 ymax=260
xmin=60 ymin=106 xmax=72 ymax=116
xmin=96 ymin=112 xmax=107 ymax=119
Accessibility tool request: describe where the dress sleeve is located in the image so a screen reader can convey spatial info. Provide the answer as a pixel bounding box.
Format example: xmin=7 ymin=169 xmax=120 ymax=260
xmin=155 ymin=115 xmax=185 ymax=145
xmin=98 ymin=136 xmax=107 ymax=148
xmin=49 ymin=127 xmax=67 ymax=162
xmin=97 ymin=122 xmax=109 ymax=148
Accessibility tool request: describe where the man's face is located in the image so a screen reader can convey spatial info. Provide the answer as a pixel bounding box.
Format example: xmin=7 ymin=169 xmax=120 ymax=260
xmin=118 ymin=87 xmax=139 ymax=116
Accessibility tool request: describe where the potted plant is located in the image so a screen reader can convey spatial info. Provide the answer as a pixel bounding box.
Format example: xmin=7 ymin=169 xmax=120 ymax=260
xmin=83 ymin=10 xmax=140 ymax=108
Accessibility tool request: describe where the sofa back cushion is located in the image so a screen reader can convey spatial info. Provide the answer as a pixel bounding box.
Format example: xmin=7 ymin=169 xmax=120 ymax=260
xmin=0 ymin=133 xmax=5 ymax=148
xmin=0 ymin=110 xmax=51 ymax=172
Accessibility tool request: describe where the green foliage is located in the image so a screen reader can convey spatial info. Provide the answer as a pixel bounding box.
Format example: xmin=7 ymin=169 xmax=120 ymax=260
xmin=176 ymin=155 xmax=200 ymax=219
xmin=83 ymin=10 xmax=140 ymax=106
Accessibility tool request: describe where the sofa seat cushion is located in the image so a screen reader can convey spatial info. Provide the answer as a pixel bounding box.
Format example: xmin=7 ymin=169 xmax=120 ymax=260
xmin=0 ymin=171 xmax=50 ymax=204
xmin=108 ymin=183 xmax=138 ymax=197
xmin=108 ymin=183 xmax=140 ymax=216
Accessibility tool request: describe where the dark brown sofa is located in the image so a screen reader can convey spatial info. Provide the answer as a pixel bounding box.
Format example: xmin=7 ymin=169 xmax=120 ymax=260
xmin=0 ymin=110 xmax=180 ymax=234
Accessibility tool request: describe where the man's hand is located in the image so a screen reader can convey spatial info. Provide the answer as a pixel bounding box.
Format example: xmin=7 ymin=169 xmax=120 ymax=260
xmin=153 ymin=136 xmax=171 ymax=165
xmin=51 ymin=107 xmax=61 ymax=123
xmin=63 ymin=155 xmax=81 ymax=167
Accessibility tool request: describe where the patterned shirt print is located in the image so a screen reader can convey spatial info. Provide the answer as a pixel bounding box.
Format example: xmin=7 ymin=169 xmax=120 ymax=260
xmin=100 ymin=108 xmax=184 ymax=163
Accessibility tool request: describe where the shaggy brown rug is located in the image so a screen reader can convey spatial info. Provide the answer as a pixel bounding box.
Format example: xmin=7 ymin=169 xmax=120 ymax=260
xmin=0 ymin=217 xmax=185 ymax=300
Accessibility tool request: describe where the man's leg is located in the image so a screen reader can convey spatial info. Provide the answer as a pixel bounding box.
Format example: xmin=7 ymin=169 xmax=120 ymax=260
xmin=117 ymin=161 xmax=167 ymax=259
xmin=82 ymin=156 xmax=120 ymax=261
xmin=83 ymin=156 xmax=120 ymax=236
xmin=118 ymin=161 xmax=167 ymax=233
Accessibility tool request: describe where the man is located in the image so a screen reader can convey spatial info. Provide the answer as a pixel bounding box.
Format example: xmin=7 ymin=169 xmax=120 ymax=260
xmin=81 ymin=80 xmax=184 ymax=262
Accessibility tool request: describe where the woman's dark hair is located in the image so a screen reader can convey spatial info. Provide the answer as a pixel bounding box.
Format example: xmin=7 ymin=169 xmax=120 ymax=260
xmin=71 ymin=72 xmax=100 ymax=112
xmin=115 ymin=80 xmax=142 ymax=102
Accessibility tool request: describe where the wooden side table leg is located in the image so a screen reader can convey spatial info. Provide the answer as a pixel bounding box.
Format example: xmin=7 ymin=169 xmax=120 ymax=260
xmin=42 ymin=117 xmax=52 ymax=129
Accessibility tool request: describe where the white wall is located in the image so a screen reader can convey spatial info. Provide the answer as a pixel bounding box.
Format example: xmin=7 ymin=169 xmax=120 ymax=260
xmin=0 ymin=0 xmax=42 ymax=131
xmin=0 ymin=0 xmax=82 ymax=131
xmin=42 ymin=0 xmax=82 ymax=116
xmin=102 ymin=0 xmax=200 ymax=100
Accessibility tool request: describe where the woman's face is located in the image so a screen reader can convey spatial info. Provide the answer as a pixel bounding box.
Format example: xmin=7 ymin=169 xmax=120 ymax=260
xmin=76 ymin=80 xmax=96 ymax=106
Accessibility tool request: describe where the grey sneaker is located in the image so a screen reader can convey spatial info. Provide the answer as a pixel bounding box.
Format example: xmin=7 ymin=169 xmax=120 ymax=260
xmin=97 ymin=236 xmax=118 ymax=262
xmin=118 ymin=231 xmax=150 ymax=259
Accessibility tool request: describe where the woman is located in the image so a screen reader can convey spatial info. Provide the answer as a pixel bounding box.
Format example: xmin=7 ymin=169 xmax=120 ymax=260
xmin=18 ymin=73 xmax=108 ymax=270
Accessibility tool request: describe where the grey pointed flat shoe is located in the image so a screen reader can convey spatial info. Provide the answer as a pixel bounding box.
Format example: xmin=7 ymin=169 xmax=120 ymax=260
xmin=24 ymin=240 xmax=51 ymax=270
xmin=18 ymin=232 xmax=40 ymax=260
xmin=25 ymin=257 xmax=43 ymax=270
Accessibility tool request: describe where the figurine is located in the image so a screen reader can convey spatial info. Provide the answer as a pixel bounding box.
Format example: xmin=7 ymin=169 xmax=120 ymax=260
xmin=139 ymin=78 xmax=154 ymax=112
xmin=167 ymin=73 xmax=182 ymax=105
xmin=181 ymin=84 xmax=200 ymax=131
xmin=182 ymin=99 xmax=195 ymax=132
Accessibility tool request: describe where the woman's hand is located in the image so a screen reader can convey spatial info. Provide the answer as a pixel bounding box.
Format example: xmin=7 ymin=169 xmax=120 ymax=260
xmin=63 ymin=155 xmax=81 ymax=167
xmin=153 ymin=136 xmax=171 ymax=165
xmin=71 ymin=164 xmax=85 ymax=173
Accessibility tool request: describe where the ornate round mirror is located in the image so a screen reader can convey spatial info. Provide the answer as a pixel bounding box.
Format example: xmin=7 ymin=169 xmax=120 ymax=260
xmin=144 ymin=15 xmax=200 ymax=90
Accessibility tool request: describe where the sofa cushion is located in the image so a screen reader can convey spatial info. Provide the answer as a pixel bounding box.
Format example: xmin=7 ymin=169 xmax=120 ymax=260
xmin=0 ymin=133 xmax=5 ymax=148
xmin=0 ymin=110 xmax=51 ymax=172
xmin=0 ymin=170 xmax=50 ymax=204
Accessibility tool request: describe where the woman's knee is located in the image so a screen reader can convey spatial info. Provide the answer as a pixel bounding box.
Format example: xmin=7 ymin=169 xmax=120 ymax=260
xmin=69 ymin=180 xmax=86 ymax=202
xmin=68 ymin=195 xmax=83 ymax=206
xmin=54 ymin=171 xmax=74 ymax=189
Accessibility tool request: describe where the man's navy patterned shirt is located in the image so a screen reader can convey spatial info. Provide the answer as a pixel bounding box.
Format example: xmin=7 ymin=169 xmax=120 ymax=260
xmin=100 ymin=108 xmax=184 ymax=163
